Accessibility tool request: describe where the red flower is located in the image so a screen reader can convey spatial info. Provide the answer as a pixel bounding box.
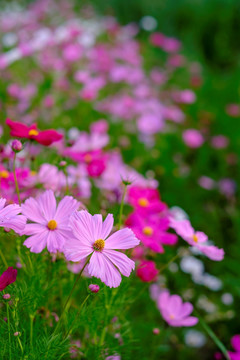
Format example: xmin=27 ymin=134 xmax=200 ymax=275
xmin=6 ymin=118 xmax=63 ymax=146
xmin=137 ymin=261 xmax=159 ymax=282
xmin=0 ymin=267 xmax=17 ymax=291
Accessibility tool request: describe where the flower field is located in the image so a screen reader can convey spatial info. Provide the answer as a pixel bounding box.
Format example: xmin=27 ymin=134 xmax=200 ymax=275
xmin=0 ymin=1 xmax=240 ymax=359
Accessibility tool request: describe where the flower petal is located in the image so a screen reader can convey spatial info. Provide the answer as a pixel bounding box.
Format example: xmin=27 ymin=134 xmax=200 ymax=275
xmin=101 ymin=214 xmax=113 ymax=239
xmin=21 ymin=197 xmax=46 ymax=223
xmin=38 ymin=190 xmax=56 ymax=220
xmin=23 ymin=230 xmax=48 ymax=253
xmin=64 ymin=239 xmax=92 ymax=262
xmin=88 ymin=251 xmax=122 ymax=288
xmin=103 ymin=249 xmax=135 ymax=277
xmin=54 ymin=196 xmax=79 ymax=224
xmin=105 ymin=228 xmax=140 ymax=250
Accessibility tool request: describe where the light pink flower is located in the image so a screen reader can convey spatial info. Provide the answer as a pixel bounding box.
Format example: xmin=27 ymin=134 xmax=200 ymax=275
xmin=21 ymin=190 xmax=79 ymax=253
xmin=0 ymin=198 xmax=26 ymax=234
xmin=157 ymin=291 xmax=198 ymax=327
xmin=171 ymin=219 xmax=224 ymax=261
xmin=182 ymin=129 xmax=204 ymax=148
xmin=64 ymin=211 xmax=140 ymax=288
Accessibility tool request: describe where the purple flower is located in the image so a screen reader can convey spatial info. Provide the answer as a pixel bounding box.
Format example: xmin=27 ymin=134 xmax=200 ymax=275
xmin=157 ymin=291 xmax=198 ymax=327
xmin=0 ymin=198 xmax=26 ymax=234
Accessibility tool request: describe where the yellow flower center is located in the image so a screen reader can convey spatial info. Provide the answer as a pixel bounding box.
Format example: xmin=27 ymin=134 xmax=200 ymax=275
xmin=84 ymin=154 xmax=92 ymax=163
xmin=93 ymin=239 xmax=105 ymax=251
xmin=170 ymin=314 xmax=175 ymax=319
xmin=0 ymin=170 xmax=9 ymax=178
xmin=192 ymin=234 xmax=198 ymax=243
xmin=30 ymin=171 xmax=37 ymax=176
xmin=138 ymin=197 xmax=149 ymax=207
xmin=143 ymin=226 xmax=153 ymax=236
xmin=47 ymin=219 xmax=57 ymax=230
xmin=28 ymin=129 xmax=39 ymax=137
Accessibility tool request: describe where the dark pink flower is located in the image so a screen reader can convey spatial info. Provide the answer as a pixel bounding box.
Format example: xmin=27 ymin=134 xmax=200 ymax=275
xmin=128 ymin=186 xmax=167 ymax=214
xmin=6 ymin=118 xmax=63 ymax=146
xmin=137 ymin=260 xmax=158 ymax=282
xmin=0 ymin=267 xmax=17 ymax=291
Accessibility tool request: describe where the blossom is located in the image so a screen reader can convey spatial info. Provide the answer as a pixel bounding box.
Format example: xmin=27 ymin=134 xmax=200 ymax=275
xmin=0 ymin=267 xmax=17 ymax=291
xmin=171 ymin=219 xmax=224 ymax=261
xmin=0 ymin=198 xmax=26 ymax=234
xmin=126 ymin=212 xmax=177 ymax=253
xmin=128 ymin=186 xmax=167 ymax=214
xmin=157 ymin=291 xmax=198 ymax=327
xmin=136 ymin=260 xmax=159 ymax=282
xmin=228 ymin=335 xmax=240 ymax=360
xmin=64 ymin=211 xmax=140 ymax=288
xmin=21 ymin=190 xmax=79 ymax=253
xmin=6 ymin=118 xmax=63 ymax=146
xmin=88 ymin=284 xmax=100 ymax=293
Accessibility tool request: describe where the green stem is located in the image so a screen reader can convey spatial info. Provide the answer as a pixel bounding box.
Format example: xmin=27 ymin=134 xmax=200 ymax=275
xmin=0 ymin=249 xmax=8 ymax=267
xmin=52 ymin=256 xmax=90 ymax=336
xmin=158 ymin=251 xmax=182 ymax=273
xmin=30 ymin=314 xmax=34 ymax=351
xmin=196 ymin=312 xmax=230 ymax=360
xmin=99 ymin=289 xmax=116 ymax=346
xmin=64 ymin=294 xmax=90 ymax=338
xmin=63 ymin=169 xmax=69 ymax=195
xmin=13 ymin=153 xmax=21 ymax=205
xmin=7 ymin=303 xmax=12 ymax=360
xmin=118 ymin=183 xmax=128 ymax=230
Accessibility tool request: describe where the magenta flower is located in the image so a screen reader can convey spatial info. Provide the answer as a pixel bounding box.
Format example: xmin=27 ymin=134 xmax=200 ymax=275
xmin=157 ymin=291 xmax=198 ymax=327
xmin=182 ymin=129 xmax=204 ymax=148
xmin=171 ymin=219 xmax=224 ymax=261
xmin=128 ymin=186 xmax=167 ymax=214
xmin=0 ymin=267 xmax=17 ymax=291
xmin=0 ymin=198 xmax=26 ymax=234
xmin=228 ymin=335 xmax=240 ymax=360
xmin=21 ymin=190 xmax=79 ymax=253
xmin=64 ymin=211 xmax=140 ymax=288
xmin=136 ymin=260 xmax=159 ymax=282
xmin=126 ymin=212 xmax=177 ymax=253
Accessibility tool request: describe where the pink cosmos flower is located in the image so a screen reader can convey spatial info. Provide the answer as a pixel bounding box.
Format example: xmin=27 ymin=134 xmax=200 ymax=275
xmin=136 ymin=260 xmax=159 ymax=282
xmin=128 ymin=186 xmax=167 ymax=214
xmin=21 ymin=190 xmax=79 ymax=253
xmin=0 ymin=198 xmax=26 ymax=234
xmin=157 ymin=291 xmax=198 ymax=327
xmin=171 ymin=219 xmax=224 ymax=261
xmin=64 ymin=210 xmax=140 ymax=288
xmin=0 ymin=267 xmax=17 ymax=291
xmin=6 ymin=118 xmax=63 ymax=146
xmin=126 ymin=212 xmax=177 ymax=253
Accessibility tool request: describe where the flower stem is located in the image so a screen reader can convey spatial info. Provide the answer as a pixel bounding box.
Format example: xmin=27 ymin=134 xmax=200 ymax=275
xmin=52 ymin=256 xmax=90 ymax=336
xmin=0 ymin=249 xmax=8 ymax=268
xmin=6 ymin=303 xmax=12 ymax=360
xmin=196 ymin=311 xmax=230 ymax=360
xmin=64 ymin=294 xmax=90 ymax=338
xmin=118 ymin=183 xmax=128 ymax=230
xmin=30 ymin=314 xmax=34 ymax=351
xmin=158 ymin=250 xmax=182 ymax=273
xmin=13 ymin=153 xmax=21 ymax=205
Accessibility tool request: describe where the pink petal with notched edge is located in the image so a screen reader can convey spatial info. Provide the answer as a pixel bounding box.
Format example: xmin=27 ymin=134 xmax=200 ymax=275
xmin=64 ymin=240 xmax=93 ymax=262
xmin=38 ymin=190 xmax=56 ymax=220
xmin=105 ymin=228 xmax=139 ymax=250
xmin=69 ymin=212 xmax=94 ymax=245
xmin=54 ymin=196 xmax=79 ymax=225
xmin=21 ymin=197 xmax=46 ymax=224
xmin=198 ymin=245 xmax=224 ymax=261
xmin=103 ymin=249 xmax=135 ymax=277
xmin=23 ymin=230 xmax=48 ymax=253
xmin=101 ymin=214 xmax=114 ymax=239
xmin=88 ymin=252 xmax=122 ymax=288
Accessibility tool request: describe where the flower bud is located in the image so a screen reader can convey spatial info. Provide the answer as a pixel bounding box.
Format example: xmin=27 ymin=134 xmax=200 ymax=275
xmin=153 ymin=328 xmax=160 ymax=335
xmin=14 ymin=332 xmax=20 ymax=336
xmin=3 ymin=294 xmax=11 ymax=300
xmin=88 ymin=284 xmax=100 ymax=293
xmin=11 ymin=139 xmax=22 ymax=152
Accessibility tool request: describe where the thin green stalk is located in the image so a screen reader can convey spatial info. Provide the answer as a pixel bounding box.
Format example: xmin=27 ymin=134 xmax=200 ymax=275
xmin=196 ymin=311 xmax=230 ymax=360
xmin=13 ymin=153 xmax=21 ymax=205
xmin=64 ymin=294 xmax=90 ymax=338
xmin=52 ymin=256 xmax=90 ymax=336
xmin=99 ymin=288 xmax=116 ymax=346
xmin=158 ymin=251 xmax=182 ymax=273
xmin=63 ymin=168 xmax=69 ymax=195
xmin=118 ymin=182 xmax=128 ymax=229
xmin=6 ymin=303 xmax=12 ymax=360
xmin=30 ymin=314 xmax=34 ymax=351
xmin=0 ymin=249 xmax=8 ymax=267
